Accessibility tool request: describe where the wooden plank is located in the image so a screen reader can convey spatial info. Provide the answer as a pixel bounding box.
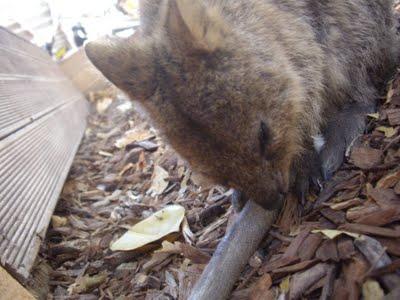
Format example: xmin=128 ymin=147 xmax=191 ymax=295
xmin=0 ymin=266 xmax=34 ymax=300
xmin=0 ymin=28 xmax=88 ymax=281
xmin=0 ymin=27 xmax=81 ymax=140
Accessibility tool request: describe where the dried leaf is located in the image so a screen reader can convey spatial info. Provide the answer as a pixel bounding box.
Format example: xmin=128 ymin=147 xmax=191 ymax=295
xmin=115 ymin=128 xmax=154 ymax=149
xmin=110 ymin=205 xmax=185 ymax=251
xmin=148 ymin=166 xmax=169 ymax=195
xmin=51 ymin=215 xmax=68 ymax=228
xmin=328 ymin=198 xmax=363 ymax=211
xmin=312 ymin=229 xmax=361 ymax=240
xmin=280 ymin=276 xmax=291 ymax=294
xmin=367 ymin=113 xmax=380 ymax=120
xmin=386 ymin=83 xmax=394 ymax=104
xmin=362 ymin=280 xmax=384 ymax=300
xmin=96 ymin=97 xmax=112 ymax=114
xmin=376 ymin=126 xmax=397 ymax=138
xmin=98 ymin=150 xmax=113 ymax=157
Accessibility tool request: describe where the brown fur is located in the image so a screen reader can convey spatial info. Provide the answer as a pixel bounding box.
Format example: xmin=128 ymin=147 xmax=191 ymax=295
xmin=86 ymin=0 xmax=399 ymax=208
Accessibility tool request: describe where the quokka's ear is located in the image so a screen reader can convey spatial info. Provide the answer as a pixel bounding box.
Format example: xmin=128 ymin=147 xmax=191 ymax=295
xmin=85 ymin=36 xmax=156 ymax=100
xmin=164 ymin=0 xmax=229 ymax=53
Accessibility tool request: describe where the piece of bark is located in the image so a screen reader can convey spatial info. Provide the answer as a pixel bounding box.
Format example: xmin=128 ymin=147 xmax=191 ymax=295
xmin=27 ymin=260 xmax=52 ymax=300
xmin=261 ymin=256 xmax=300 ymax=274
xmin=289 ymin=263 xmax=328 ymax=300
xmin=395 ymin=181 xmax=400 ymax=195
xmin=346 ymin=204 xmax=381 ymax=222
xmin=376 ymin=170 xmax=400 ymax=189
xmin=297 ymin=233 xmax=323 ymax=261
xmin=316 ymin=239 xmax=339 ymax=262
xmin=320 ymin=208 xmax=346 ymax=225
xmin=332 ymin=277 xmax=349 ymax=300
xmin=355 ymin=235 xmax=394 ymax=268
xmin=282 ymin=229 xmax=310 ymax=258
xmin=354 ymin=235 xmax=400 ymax=290
xmin=178 ymin=264 xmax=202 ymax=300
xmin=329 ymin=198 xmax=364 ymax=211
xmin=103 ymin=251 xmax=139 ymax=268
xmin=198 ymin=204 xmax=227 ymax=226
xmin=387 ymin=108 xmax=400 ymax=126
xmin=249 ymin=274 xmax=273 ymax=300
xmin=340 ymin=223 xmax=400 ymax=238
xmin=343 ymin=255 xmax=369 ymax=300
xmin=337 ymin=236 xmax=356 ymax=260
xmin=314 ymin=173 xmax=360 ymax=208
xmin=268 ymin=230 xmax=293 ymax=243
xmin=320 ymin=265 xmax=337 ymax=300
xmin=376 ymin=236 xmax=400 ymax=256
xmin=370 ymin=259 xmax=400 ymax=278
xmin=304 ymin=276 xmax=326 ymax=296
xmin=384 ymin=286 xmax=400 ymax=300
xmin=367 ymin=187 xmax=400 ymax=207
xmin=272 ymin=260 xmax=318 ymax=278
xmin=350 ymin=146 xmax=383 ymax=170
xmin=276 ymin=194 xmax=300 ymax=234
xmin=355 ymin=207 xmax=400 ymax=226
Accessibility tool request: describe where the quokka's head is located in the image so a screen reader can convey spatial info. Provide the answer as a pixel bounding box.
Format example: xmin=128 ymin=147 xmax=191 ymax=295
xmin=86 ymin=0 xmax=303 ymax=208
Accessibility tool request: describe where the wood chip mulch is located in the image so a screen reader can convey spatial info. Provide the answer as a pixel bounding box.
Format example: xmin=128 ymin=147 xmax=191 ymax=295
xmin=38 ymin=68 xmax=400 ymax=299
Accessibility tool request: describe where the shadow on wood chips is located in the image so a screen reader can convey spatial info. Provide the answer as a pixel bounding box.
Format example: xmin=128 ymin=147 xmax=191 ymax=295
xmin=39 ymin=62 xmax=400 ymax=300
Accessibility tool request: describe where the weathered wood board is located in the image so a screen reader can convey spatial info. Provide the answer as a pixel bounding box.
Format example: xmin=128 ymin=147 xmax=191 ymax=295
xmin=0 ymin=27 xmax=89 ymax=281
xmin=0 ymin=266 xmax=35 ymax=300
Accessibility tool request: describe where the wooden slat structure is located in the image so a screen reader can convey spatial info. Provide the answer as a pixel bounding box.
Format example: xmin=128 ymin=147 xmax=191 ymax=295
xmin=0 ymin=27 xmax=89 ymax=280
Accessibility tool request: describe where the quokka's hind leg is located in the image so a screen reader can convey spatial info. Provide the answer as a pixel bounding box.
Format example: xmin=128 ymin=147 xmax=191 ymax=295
xmin=319 ymin=102 xmax=375 ymax=180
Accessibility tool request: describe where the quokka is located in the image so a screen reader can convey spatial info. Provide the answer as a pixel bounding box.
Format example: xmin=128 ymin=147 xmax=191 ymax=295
xmin=87 ymin=0 xmax=399 ymax=209
xmin=86 ymin=1 xmax=399 ymax=298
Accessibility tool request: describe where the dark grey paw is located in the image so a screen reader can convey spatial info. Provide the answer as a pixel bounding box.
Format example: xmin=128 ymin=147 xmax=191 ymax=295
xmin=294 ymin=149 xmax=323 ymax=205
xmin=231 ymin=190 xmax=246 ymax=213
xmin=319 ymin=103 xmax=374 ymax=180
